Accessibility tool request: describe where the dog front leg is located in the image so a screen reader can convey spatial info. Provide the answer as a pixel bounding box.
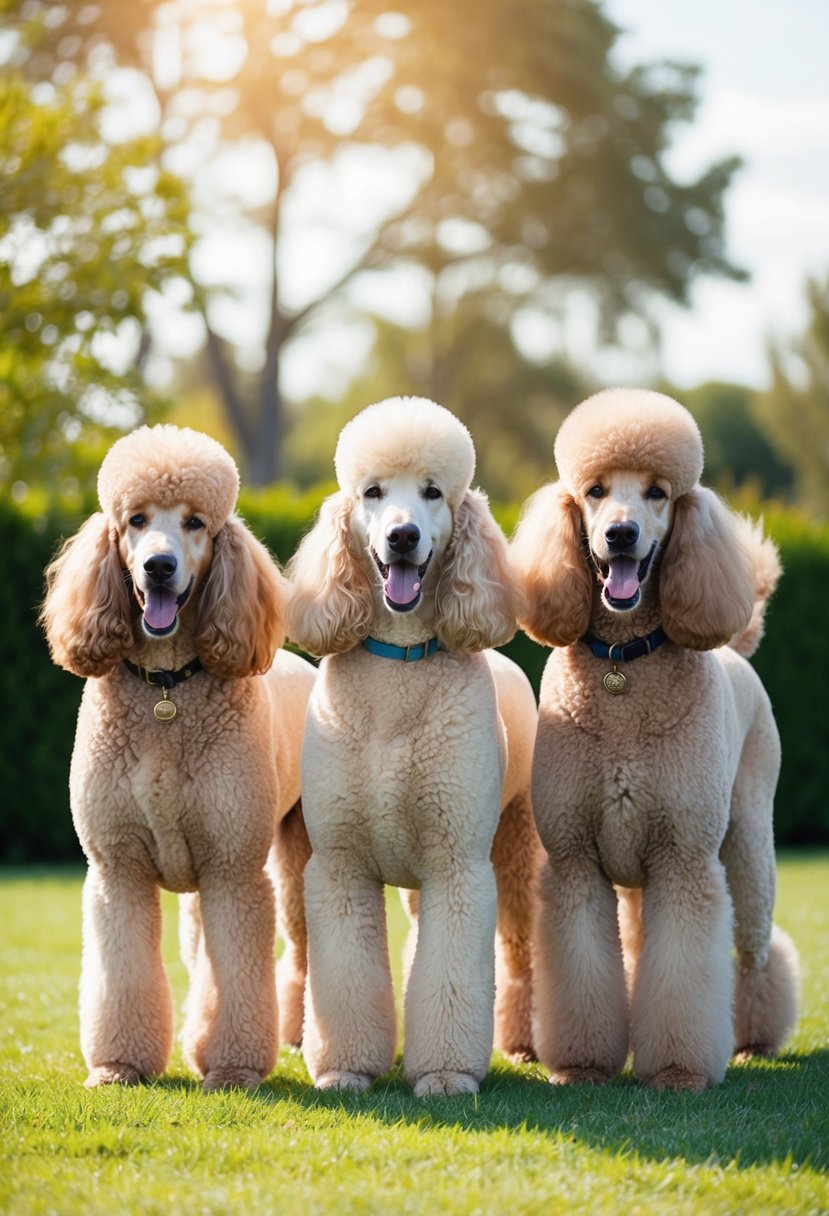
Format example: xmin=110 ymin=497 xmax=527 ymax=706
xmin=403 ymin=860 xmax=497 ymax=1097
xmin=532 ymin=854 xmax=629 ymax=1085
xmin=182 ymin=867 xmax=277 ymax=1092
xmin=632 ymin=851 xmax=733 ymax=1090
xmin=80 ymin=861 xmax=174 ymax=1087
xmin=302 ymin=854 xmax=396 ymax=1092
xmin=269 ymin=802 xmax=313 ymax=1047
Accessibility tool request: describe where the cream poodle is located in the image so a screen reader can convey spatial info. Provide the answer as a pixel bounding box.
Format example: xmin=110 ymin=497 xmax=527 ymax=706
xmin=40 ymin=425 xmax=315 ymax=1090
xmin=511 ymin=388 xmax=799 ymax=1092
xmin=287 ymin=397 xmax=542 ymax=1097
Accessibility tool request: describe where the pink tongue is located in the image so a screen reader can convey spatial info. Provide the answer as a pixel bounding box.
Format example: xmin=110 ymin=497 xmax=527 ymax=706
xmin=385 ymin=561 xmax=421 ymax=606
xmin=144 ymin=586 xmax=178 ymax=630
xmin=605 ymin=555 xmax=640 ymax=601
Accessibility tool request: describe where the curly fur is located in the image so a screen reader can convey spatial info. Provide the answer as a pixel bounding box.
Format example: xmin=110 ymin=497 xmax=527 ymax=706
xmin=513 ymin=388 xmax=798 ymax=1092
xmin=39 ymin=424 xmax=316 ymax=1091
xmin=287 ymin=397 xmax=542 ymax=1095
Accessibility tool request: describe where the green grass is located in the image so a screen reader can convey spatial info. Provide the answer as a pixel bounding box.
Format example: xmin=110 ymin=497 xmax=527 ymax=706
xmin=1 ymin=855 xmax=827 ymax=1216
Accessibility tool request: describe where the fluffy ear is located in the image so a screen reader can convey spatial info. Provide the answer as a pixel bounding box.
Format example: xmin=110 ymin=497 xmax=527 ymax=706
xmin=660 ymin=487 xmax=756 ymax=650
xmin=433 ymin=489 xmax=517 ymax=652
xmin=509 ymin=482 xmax=593 ymax=647
xmin=285 ymin=492 xmax=373 ymax=657
xmin=40 ymin=513 xmax=134 ymax=677
xmin=195 ymin=515 xmax=286 ymax=677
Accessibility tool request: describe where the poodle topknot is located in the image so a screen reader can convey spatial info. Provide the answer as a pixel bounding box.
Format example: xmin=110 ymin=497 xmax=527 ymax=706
xmin=555 ymin=388 xmax=704 ymax=499
xmin=98 ymin=424 xmax=240 ymax=536
xmin=334 ymin=397 xmax=475 ymax=508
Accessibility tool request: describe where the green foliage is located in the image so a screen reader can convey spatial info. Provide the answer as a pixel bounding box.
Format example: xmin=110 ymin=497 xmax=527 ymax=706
xmin=5 ymin=494 xmax=826 ymax=862
xmin=0 ymin=859 xmax=827 ymax=1214
xmin=674 ymin=381 xmax=795 ymax=502
xmin=751 ymin=509 xmax=829 ymax=845
xmin=0 ymin=52 xmax=194 ymax=494
xmin=5 ymin=0 xmax=744 ymax=483
xmin=755 ymin=276 xmax=829 ymax=521
xmin=0 ymin=499 xmax=85 ymax=861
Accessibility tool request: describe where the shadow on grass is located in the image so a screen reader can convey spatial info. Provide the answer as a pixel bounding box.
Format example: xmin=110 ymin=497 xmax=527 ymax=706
xmin=145 ymin=1046 xmax=829 ymax=1172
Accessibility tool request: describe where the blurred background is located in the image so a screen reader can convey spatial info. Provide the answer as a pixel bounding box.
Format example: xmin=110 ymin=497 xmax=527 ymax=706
xmin=1 ymin=0 xmax=827 ymax=858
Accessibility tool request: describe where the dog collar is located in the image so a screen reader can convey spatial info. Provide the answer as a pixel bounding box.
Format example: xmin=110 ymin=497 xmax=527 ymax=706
xmin=122 ymin=657 xmax=203 ymax=723
xmin=580 ymin=627 xmax=667 ymax=663
xmin=580 ymin=627 xmax=666 ymax=696
xmin=361 ymin=636 xmax=443 ymax=663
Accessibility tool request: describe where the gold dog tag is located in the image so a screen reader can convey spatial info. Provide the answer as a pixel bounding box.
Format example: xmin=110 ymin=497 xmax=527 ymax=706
xmin=603 ymin=666 xmax=627 ymax=695
xmin=153 ymin=688 xmax=177 ymax=722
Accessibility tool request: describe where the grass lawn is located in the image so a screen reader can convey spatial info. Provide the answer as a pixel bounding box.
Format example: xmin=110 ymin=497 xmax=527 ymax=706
xmin=0 ymin=853 xmax=826 ymax=1216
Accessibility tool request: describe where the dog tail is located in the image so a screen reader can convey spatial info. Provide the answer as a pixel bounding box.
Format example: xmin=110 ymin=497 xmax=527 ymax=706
xmin=727 ymin=517 xmax=781 ymax=658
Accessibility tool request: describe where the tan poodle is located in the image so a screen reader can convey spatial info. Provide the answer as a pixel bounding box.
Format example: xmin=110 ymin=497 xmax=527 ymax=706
xmin=40 ymin=425 xmax=316 ymax=1091
xmin=511 ymin=388 xmax=799 ymax=1092
xmin=286 ymin=397 xmax=542 ymax=1097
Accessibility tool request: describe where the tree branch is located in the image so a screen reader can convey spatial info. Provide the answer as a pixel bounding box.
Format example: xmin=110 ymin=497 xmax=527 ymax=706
xmin=201 ymin=311 xmax=254 ymax=454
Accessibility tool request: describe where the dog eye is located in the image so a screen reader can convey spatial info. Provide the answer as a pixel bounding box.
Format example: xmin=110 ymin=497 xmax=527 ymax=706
xmin=587 ymin=485 xmax=604 ymax=499
xmin=364 ymin=485 xmax=383 ymax=499
xmin=645 ymin=485 xmax=667 ymax=501
xmin=423 ymin=485 xmax=442 ymax=501
xmin=184 ymin=516 xmax=205 ymax=531
xmin=129 ymin=514 xmax=146 ymax=529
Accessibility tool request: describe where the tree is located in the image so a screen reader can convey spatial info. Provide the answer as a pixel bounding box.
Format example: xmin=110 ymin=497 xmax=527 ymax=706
xmin=672 ymin=380 xmax=794 ymax=503
xmin=0 ymin=34 xmax=194 ymax=494
xmin=284 ymin=310 xmax=588 ymax=501
xmin=754 ymin=276 xmax=829 ymax=520
xmin=6 ymin=0 xmax=743 ymax=483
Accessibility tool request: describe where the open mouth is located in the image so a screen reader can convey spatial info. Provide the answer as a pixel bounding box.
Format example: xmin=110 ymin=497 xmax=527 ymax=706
xmin=594 ymin=543 xmax=656 ymax=611
xmin=135 ymin=576 xmax=195 ymax=637
xmin=372 ymin=548 xmax=433 ymax=613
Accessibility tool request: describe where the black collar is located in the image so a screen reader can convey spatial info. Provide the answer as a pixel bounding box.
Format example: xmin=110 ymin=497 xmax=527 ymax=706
xmin=123 ymin=658 xmax=204 ymax=689
xmin=580 ymin=627 xmax=667 ymax=663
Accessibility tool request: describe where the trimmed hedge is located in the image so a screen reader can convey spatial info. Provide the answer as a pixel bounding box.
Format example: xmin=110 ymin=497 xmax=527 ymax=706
xmin=2 ymin=491 xmax=827 ymax=863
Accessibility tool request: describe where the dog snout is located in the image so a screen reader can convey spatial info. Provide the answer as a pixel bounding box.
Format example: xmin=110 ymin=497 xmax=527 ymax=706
xmin=143 ymin=552 xmax=178 ymax=584
xmin=386 ymin=522 xmax=420 ymax=555
xmin=605 ymin=521 xmax=640 ymax=551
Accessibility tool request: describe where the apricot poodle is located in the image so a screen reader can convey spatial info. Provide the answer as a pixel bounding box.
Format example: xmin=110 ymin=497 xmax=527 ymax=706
xmin=511 ymin=388 xmax=799 ymax=1092
xmin=41 ymin=425 xmax=315 ymax=1090
xmin=287 ymin=397 xmax=542 ymax=1097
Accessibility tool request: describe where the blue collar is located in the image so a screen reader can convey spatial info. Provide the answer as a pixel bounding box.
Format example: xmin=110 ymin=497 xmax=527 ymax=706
xmin=361 ymin=636 xmax=443 ymax=663
xmin=581 ymin=626 xmax=667 ymax=663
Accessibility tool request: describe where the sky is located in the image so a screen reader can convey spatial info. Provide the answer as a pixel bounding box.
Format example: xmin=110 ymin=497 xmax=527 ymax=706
xmin=604 ymin=0 xmax=829 ymax=388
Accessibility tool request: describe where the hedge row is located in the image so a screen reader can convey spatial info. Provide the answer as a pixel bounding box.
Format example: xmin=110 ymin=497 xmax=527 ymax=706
xmin=2 ymin=490 xmax=827 ymax=863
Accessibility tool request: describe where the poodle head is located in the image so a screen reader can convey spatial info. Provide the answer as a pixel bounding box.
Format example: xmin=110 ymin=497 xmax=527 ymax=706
xmin=333 ymin=398 xmax=474 ymax=618
xmin=98 ymin=424 xmax=239 ymax=537
xmin=335 ymin=396 xmax=476 ymax=510
xmin=97 ymin=425 xmax=241 ymax=643
xmin=287 ymin=397 xmax=516 ymax=654
xmin=556 ymin=388 xmax=706 ymax=615
xmin=42 ymin=425 xmax=285 ymax=677
xmin=513 ymin=388 xmax=768 ymax=650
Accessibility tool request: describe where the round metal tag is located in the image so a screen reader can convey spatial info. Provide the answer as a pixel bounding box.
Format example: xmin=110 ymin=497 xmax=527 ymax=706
xmin=153 ymin=698 xmax=177 ymax=722
xmin=603 ymin=669 xmax=627 ymax=695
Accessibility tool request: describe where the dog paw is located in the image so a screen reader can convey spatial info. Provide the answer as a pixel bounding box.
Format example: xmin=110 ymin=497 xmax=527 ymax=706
xmin=413 ymin=1071 xmax=479 ymax=1098
xmin=84 ymin=1063 xmax=142 ymax=1088
xmin=549 ymin=1066 xmax=611 ymax=1086
xmin=316 ymin=1070 xmax=373 ymax=1093
xmin=202 ymin=1067 xmax=263 ymax=1092
xmin=734 ymin=1043 xmax=775 ymax=1062
xmin=648 ymin=1065 xmax=709 ymax=1092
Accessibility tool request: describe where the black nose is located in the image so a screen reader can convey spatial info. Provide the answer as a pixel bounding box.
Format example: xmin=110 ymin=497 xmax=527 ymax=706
xmin=387 ymin=522 xmax=420 ymax=555
xmin=143 ymin=552 xmax=177 ymax=584
xmin=605 ymin=521 xmax=640 ymax=550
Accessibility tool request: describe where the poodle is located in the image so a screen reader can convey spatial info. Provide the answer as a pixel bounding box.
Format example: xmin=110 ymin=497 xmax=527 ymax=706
xmin=286 ymin=396 xmax=542 ymax=1097
xmin=40 ymin=424 xmax=316 ymax=1090
xmin=511 ymin=388 xmax=799 ymax=1092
